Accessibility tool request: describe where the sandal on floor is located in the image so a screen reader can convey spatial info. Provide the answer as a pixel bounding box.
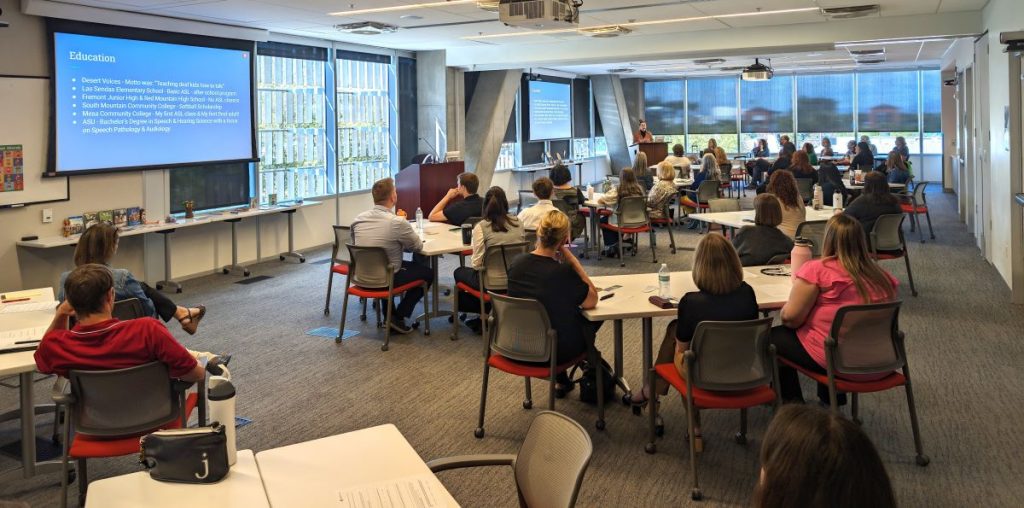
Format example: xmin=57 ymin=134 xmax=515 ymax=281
xmin=179 ymin=305 xmax=206 ymax=335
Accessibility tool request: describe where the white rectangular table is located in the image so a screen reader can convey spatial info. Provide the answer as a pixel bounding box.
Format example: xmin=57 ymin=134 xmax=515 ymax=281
xmin=256 ymin=424 xmax=458 ymax=508
xmin=85 ymin=450 xmax=269 ymax=508
xmin=0 ymin=294 xmax=60 ymax=482
xmin=415 ymin=222 xmax=472 ymax=323
xmin=16 ymin=201 xmax=321 ymax=292
xmin=585 ymin=267 xmax=794 ymax=397
xmin=687 ymin=205 xmax=838 ymax=230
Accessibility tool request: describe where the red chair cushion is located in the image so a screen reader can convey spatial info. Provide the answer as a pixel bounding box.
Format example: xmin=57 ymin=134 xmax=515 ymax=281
xmin=599 ymin=223 xmax=651 ymax=234
xmin=900 ymin=203 xmax=927 ymax=213
xmin=488 ymin=353 xmax=585 ymax=378
xmin=70 ymin=393 xmax=198 ymax=459
xmin=655 ymin=363 xmax=777 ymax=410
xmin=455 ymin=281 xmax=491 ymax=302
xmin=459 ymin=249 xmax=473 ymax=256
xmin=778 ymin=358 xmax=906 ymax=393
xmin=650 ymin=218 xmax=673 ymax=225
xmin=348 ymin=280 xmax=425 ymax=298
xmin=330 ymin=263 xmax=349 ymax=275
xmin=679 ymin=197 xmax=698 ymax=208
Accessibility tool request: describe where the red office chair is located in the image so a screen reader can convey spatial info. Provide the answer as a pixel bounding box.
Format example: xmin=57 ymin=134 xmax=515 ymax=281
xmin=777 ymin=301 xmax=929 ymax=467
xmin=599 ymin=196 xmax=657 ymax=266
xmin=337 ymin=244 xmax=430 ymax=351
xmin=475 ymin=293 xmax=606 ymax=439
xmin=646 ymin=318 xmax=779 ymax=501
xmin=900 ymin=181 xmax=935 ymax=243
xmin=53 ymin=362 xmax=199 ymax=508
xmin=451 ymin=242 xmax=529 ymax=341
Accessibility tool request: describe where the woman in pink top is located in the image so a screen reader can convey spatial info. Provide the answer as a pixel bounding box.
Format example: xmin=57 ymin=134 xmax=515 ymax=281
xmin=771 ymin=214 xmax=899 ymax=405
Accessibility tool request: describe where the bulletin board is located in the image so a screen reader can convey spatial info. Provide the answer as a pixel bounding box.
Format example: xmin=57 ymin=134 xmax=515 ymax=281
xmin=0 ymin=76 xmax=69 ymax=209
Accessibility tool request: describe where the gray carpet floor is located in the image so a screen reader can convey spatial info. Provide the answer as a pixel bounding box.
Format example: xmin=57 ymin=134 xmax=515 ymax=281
xmin=2 ymin=188 xmax=1024 ymax=507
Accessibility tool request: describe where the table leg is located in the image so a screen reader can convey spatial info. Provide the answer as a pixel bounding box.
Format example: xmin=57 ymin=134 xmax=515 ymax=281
xmin=255 ymin=216 xmax=262 ymax=265
xmin=279 ymin=209 xmax=305 ymax=263
xmin=156 ymin=229 xmax=182 ymax=293
xmin=613 ymin=320 xmax=631 ymax=396
xmin=0 ymin=373 xmax=65 ymax=482
xmin=222 ymin=219 xmax=250 ymax=277
xmin=414 ymin=255 xmax=452 ymax=326
xmin=575 ymin=163 xmax=583 ymax=187
xmin=588 ymin=205 xmax=600 ymax=257
xmin=642 ymin=317 xmax=653 ymax=384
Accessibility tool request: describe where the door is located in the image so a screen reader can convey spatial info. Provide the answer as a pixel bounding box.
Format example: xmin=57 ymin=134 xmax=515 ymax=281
xmin=975 ymin=36 xmax=991 ymax=256
xmin=1012 ymin=51 xmax=1024 ymax=304
xmin=964 ymin=66 xmax=976 ymax=231
xmin=956 ymin=71 xmax=966 ymax=218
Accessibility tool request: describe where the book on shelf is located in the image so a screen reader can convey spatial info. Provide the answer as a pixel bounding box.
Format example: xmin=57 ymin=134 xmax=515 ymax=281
xmin=113 ymin=208 xmax=128 ymax=227
xmin=67 ymin=215 xmax=84 ymax=235
xmin=83 ymin=212 xmax=99 ymax=230
xmin=97 ymin=210 xmax=114 ymax=224
xmin=127 ymin=207 xmax=142 ymax=226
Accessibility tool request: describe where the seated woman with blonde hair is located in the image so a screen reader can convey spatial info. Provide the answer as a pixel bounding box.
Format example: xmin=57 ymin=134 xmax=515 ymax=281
xmin=647 ymin=161 xmax=678 ymax=220
xmin=626 ymin=234 xmax=759 ymax=451
xmin=507 ymin=210 xmax=602 ymax=395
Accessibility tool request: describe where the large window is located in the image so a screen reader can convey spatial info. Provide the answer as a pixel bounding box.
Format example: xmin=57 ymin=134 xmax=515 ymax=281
xmin=796 ymin=73 xmax=855 ymax=153
xmin=644 ymin=80 xmax=685 ymax=138
xmin=740 ymin=76 xmax=793 ymax=154
xmin=687 ymin=78 xmax=738 ymax=153
xmin=921 ymin=70 xmax=942 ymax=154
xmin=857 ymin=71 xmax=920 ymax=155
xmin=336 ymin=50 xmax=393 ymax=193
xmin=256 ymin=43 xmax=329 ymax=204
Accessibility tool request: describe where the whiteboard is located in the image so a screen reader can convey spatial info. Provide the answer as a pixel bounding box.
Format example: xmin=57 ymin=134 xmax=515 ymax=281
xmin=0 ymin=76 xmax=69 ymax=209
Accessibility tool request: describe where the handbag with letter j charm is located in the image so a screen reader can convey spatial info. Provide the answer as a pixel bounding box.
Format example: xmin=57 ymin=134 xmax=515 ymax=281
xmin=139 ymin=423 xmax=229 ymax=483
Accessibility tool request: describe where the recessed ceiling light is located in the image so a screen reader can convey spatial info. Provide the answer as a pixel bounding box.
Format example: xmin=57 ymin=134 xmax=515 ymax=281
xmin=401 ymin=14 xmax=423 ymax=20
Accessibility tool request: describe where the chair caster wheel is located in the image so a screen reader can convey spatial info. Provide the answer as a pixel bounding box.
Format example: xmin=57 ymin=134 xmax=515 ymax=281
xmin=381 ymin=345 xmax=389 ymax=352
xmin=523 ymin=400 xmax=533 ymax=409
xmin=222 ymin=268 xmax=229 ymax=275
xmin=691 ymin=489 xmax=703 ymax=501
xmin=176 ymin=288 xmax=182 ymax=294
xmin=595 ymin=419 xmax=605 ymax=431
xmin=655 ymin=424 xmax=664 ymax=437
xmin=334 ymin=338 xmax=342 ymax=344
xmin=279 ymin=255 xmax=285 ymax=261
xmin=916 ymin=455 xmax=930 ymax=467
xmin=734 ymin=433 xmax=747 ymax=445
xmin=323 ymin=309 xmax=330 ymax=316
xmin=474 ymin=428 xmax=485 ymax=439
xmin=299 ymin=257 xmax=306 ymax=263
xmin=645 ymin=443 xmax=656 ymax=454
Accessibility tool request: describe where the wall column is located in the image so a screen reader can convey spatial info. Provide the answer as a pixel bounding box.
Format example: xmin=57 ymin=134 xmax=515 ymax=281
xmin=592 ymin=75 xmax=633 ymax=172
xmin=415 ymin=50 xmax=447 ymax=159
xmin=464 ymin=69 xmax=522 ymax=190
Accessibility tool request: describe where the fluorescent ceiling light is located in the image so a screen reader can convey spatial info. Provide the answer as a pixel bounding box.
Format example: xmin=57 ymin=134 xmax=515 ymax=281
xmin=836 ymin=35 xmax=971 ymax=47
xmin=464 ymin=6 xmax=820 ymax=40
xmin=330 ymin=0 xmax=477 ymax=17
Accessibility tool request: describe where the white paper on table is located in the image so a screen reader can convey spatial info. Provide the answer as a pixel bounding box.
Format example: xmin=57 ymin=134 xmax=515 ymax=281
xmin=0 ymin=326 xmax=48 ymax=347
xmin=0 ymin=288 xmax=55 ymax=304
xmin=0 ymin=301 xmax=58 ymax=314
xmin=337 ymin=473 xmax=458 ymax=508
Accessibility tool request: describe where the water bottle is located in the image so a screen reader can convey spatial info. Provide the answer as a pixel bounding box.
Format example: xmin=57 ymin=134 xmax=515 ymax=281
xmin=586 ymin=184 xmax=594 ymax=201
xmin=415 ymin=207 xmax=423 ymax=232
xmin=658 ymin=263 xmax=671 ymax=299
xmin=791 ymin=238 xmax=813 ymax=275
xmin=812 ymin=184 xmax=823 ymax=210
xmin=207 ymin=366 xmax=237 ymax=466
xmin=833 ymin=191 xmax=843 ymax=210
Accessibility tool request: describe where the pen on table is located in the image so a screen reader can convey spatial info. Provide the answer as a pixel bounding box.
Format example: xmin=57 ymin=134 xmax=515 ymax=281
xmin=14 ymin=340 xmax=41 ymax=345
xmin=600 ymin=292 xmax=615 ymax=301
xmin=1 ymin=298 xmax=31 ymax=304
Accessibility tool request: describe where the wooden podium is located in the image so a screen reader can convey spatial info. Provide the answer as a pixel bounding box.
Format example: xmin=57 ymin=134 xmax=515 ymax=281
xmin=632 ymin=142 xmax=669 ymax=164
xmin=395 ymin=161 xmax=465 ymax=215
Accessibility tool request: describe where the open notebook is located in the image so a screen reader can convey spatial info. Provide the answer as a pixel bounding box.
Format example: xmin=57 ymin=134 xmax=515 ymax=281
xmin=0 ymin=287 xmax=56 ymax=351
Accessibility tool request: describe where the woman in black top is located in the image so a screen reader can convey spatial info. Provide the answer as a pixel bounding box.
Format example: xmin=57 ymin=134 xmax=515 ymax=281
xmin=507 ymin=210 xmax=601 ymax=394
xmin=818 ymin=161 xmax=850 ymax=207
xmin=843 ymin=171 xmax=902 ymax=237
xmin=790 ymin=150 xmax=818 ymax=185
xmin=732 ymin=194 xmax=795 ymax=266
xmin=851 ymin=141 xmax=874 ymax=170
xmin=627 ymin=234 xmax=759 ymax=450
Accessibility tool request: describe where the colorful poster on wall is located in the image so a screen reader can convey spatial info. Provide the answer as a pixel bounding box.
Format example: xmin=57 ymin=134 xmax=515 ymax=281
xmin=0 ymin=144 xmax=25 ymax=193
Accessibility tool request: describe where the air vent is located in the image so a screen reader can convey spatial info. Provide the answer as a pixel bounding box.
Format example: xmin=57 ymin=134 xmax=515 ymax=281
xmin=334 ymin=22 xmax=399 ymax=35
xmin=856 ymin=57 xmax=886 ymax=64
xmin=693 ymin=58 xmax=726 ymax=65
xmin=848 ymin=48 xmax=885 ymax=56
xmin=821 ymin=5 xmax=880 ymax=19
xmin=579 ymin=25 xmax=632 ymax=38
xmin=608 ymin=68 xmax=634 ymax=74
xmin=719 ymin=66 xmax=746 ymax=72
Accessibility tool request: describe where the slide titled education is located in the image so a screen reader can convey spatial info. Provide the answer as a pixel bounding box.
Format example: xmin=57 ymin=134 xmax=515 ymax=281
xmin=528 ymin=81 xmax=571 ymax=141
xmin=53 ymin=32 xmax=254 ymax=173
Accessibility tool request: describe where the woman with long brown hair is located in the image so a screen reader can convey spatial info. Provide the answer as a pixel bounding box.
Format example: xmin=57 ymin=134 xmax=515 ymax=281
xmin=790 ymin=150 xmax=818 ymax=184
xmin=598 ymin=167 xmax=646 ymax=256
xmin=59 ymin=223 xmax=206 ymax=334
xmin=766 ymin=170 xmax=806 ymax=238
xmin=632 ymin=151 xmax=652 ymax=190
xmin=771 ymin=214 xmax=899 ymax=404
xmin=452 ymin=186 xmax=524 ymax=334
xmin=753 ymin=404 xmax=896 ymax=508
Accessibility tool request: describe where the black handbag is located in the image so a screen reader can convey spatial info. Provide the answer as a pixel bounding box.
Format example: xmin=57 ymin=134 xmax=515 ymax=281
xmin=570 ymin=358 xmax=616 ymax=405
xmin=139 ymin=423 xmax=229 ymax=483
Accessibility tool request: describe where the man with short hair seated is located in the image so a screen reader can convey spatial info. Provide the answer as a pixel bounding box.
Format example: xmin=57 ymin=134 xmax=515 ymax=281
xmin=428 ymin=172 xmax=483 ymax=225
xmin=517 ymin=177 xmax=559 ymax=230
xmin=34 ymin=263 xmax=205 ymax=382
xmin=351 ymin=177 xmax=433 ymax=334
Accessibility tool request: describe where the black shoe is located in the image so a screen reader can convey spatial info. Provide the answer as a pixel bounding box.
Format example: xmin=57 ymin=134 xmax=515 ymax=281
xmin=465 ymin=317 xmax=482 ymax=335
xmin=555 ymin=382 xmax=575 ymax=399
xmin=389 ymin=316 xmax=413 ymax=334
xmin=603 ymin=246 xmax=620 ymax=258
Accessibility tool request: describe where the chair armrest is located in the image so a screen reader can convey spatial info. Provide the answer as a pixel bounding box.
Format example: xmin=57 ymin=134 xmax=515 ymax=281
xmin=427 ymin=454 xmax=516 ymax=473
xmin=51 ymin=377 xmax=73 ymax=405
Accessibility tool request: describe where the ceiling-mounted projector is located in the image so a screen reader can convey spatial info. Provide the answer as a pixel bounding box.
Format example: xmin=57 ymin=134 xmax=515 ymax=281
xmin=499 ymin=0 xmax=580 ymax=29
xmin=741 ymin=59 xmax=773 ymax=81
